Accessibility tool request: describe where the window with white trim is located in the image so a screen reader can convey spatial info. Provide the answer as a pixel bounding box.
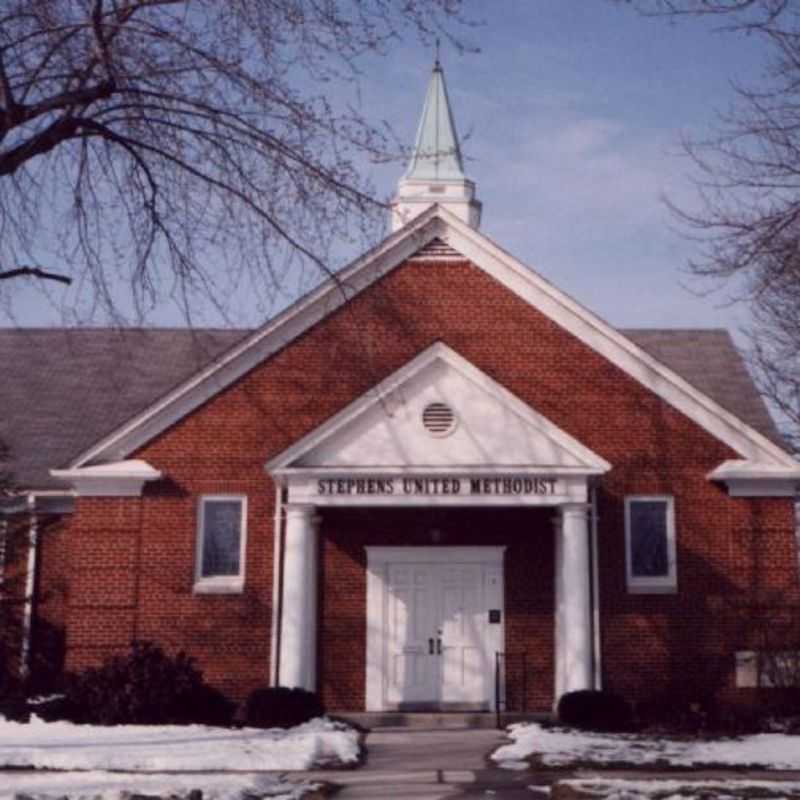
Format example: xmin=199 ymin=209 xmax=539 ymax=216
xmin=195 ymin=495 xmax=247 ymax=593
xmin=625 ymin=496 xmax=677 ymax=593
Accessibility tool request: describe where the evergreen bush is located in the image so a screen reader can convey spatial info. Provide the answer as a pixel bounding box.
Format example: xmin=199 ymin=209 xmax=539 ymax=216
xmin=244 ymin=686 xmax=324 ymax=728
xmin=42 ymin=641 xmax=236 ymax=726
xmin=0 ymin=679 xmax=29 ymax=722
xmin=557 ymin=689 xmax=633 ymax=732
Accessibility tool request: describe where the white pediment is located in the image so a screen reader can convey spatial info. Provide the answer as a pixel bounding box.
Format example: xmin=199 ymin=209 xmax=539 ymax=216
xmin=268 ymin=343 xmax=610 ymax=474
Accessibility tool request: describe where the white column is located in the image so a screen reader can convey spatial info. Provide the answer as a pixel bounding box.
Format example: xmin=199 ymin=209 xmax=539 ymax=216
xmin=554 ymin=503 xmax=593 ymax=703
xmin=280 ymin=503 xmax=319 ymax=691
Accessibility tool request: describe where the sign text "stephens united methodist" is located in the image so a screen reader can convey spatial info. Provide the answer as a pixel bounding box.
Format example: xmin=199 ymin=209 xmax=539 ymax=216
xmin=316 ymin=476 xmax=560 ymax=497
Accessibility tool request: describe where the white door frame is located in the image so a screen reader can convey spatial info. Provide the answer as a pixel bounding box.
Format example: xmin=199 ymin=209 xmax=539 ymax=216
xmin=365 ymin=546 xmax=506 ymax=712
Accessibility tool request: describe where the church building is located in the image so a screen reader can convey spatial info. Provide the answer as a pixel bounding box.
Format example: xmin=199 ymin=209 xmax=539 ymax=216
xmin=2 ymin=62 xmax=800 ymax=715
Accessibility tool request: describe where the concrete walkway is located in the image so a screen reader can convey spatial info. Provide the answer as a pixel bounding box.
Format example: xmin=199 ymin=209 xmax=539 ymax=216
xmin=302 ymin=726 xmax=537 ymax=799
xmin=299 ymin=728 xmax=800 ymax=798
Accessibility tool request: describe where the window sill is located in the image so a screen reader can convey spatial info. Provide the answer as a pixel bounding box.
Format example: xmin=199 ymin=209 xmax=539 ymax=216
xmin=193 ymin=578 xmax=244 ymax=595
xmin=627 ymin=583 xmax=677 ymax=595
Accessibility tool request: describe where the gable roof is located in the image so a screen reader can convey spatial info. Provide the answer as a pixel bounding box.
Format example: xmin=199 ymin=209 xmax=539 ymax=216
xmin=0 ymin=208 xmax=794 ymax=491
xmin=66 ymin=207 xmax=797 ymax=472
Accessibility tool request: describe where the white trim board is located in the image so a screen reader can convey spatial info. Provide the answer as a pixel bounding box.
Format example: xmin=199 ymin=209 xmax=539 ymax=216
xmin=366 ymin=545 xmax=506 ymax=565
xmin=708 ymin=459 xmax=800 ymax=495
xmin=65 ymin=205 xmax=797 ymax=471
xmin=50 ymin=459 xmax=162 ymax=497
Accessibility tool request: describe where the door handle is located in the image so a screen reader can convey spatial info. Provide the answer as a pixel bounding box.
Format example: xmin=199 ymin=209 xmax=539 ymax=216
xmin=436 ymin=638 xmax=442 ymax=655
xmin=428 ymin=638 xmax=435 ymax=655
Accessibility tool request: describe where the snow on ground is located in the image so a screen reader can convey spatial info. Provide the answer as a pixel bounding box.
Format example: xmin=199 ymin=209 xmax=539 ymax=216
xmin=553 ymin=778 xmax=800 ymax=799
xmin=0 ymin=715 xmax=360 ymax=771
xmin=492 ymin=722 xmax=800 ymax=770
xmin=0 ymin=771 xmax=319 ymax=800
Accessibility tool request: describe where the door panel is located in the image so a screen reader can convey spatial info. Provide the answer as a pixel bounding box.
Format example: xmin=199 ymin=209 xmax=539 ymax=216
xmin=440 ymin=564 xmax=489 ymax=705
xmin=385 ymin=563 xmax=439 ymax=705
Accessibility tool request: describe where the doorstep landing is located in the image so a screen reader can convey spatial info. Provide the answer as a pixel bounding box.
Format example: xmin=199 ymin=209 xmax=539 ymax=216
xmin=333 ymin=711 xmax=548 ymax=729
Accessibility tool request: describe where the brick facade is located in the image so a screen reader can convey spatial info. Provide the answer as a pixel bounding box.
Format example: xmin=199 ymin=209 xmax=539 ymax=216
xmin=16 ymin=255 xmax=799 ymax=710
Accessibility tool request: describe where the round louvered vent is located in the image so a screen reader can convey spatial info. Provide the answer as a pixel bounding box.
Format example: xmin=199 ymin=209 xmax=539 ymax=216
xmin=422 ymin=402 xmax=456 ymax=436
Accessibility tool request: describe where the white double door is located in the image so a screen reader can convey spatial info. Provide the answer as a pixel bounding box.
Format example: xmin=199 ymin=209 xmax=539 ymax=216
xmin=382 ymin=552 xmax=504 ymax=710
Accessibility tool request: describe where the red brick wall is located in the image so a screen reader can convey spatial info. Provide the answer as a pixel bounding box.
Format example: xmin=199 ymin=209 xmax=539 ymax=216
xmin=64 ymin=490 xmax=274 ymax=699
xmin=599 ymin=483 xmax=799 ymax=702
xmin=50 ymin=256 xmax=798 ymax=708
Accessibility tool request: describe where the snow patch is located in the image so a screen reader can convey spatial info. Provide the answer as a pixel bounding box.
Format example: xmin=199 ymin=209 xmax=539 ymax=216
xmin=0 ymin=715 xmax=360 ymax=772
xmin=556 ymin=777 xmax=800 ymax=799
xmin=0 ymin=771 xmax=317 ymax=800
xmin=492 ymin=722 xmax=800 ymax=769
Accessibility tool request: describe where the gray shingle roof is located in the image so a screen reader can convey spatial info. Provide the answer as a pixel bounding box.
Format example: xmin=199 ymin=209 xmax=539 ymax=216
xmin=622 ymin=329 xmax=783 ymax=449
xmin=0 ymin=327 xmax=784 ymax=491
xmin=0 ymin=329 xmax=247 ymax=490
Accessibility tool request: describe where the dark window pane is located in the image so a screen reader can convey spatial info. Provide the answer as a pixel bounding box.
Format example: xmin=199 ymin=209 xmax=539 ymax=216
xmin=630 ymin=501 xmax=668 ymax=577
xmin=202 ymin=500 xmax=242 ymax=577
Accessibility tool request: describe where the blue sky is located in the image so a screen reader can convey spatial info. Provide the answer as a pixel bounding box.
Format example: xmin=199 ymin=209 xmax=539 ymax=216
xmin=10 ymin=2 xmax=770 ymax=333
xmin=358 ymin=1 xmax=768 ymax=335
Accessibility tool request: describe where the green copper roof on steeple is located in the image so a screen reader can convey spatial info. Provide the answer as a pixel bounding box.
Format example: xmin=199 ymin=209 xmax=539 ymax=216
xmin=404 ymin=60 xmax=466 ymax=181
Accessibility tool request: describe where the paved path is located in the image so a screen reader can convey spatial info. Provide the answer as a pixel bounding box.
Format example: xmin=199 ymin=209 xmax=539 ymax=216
xmin=302 ymin=727 xmax=538 ymax=799
xmin=300 ymin=729 xmax=800 ymax=798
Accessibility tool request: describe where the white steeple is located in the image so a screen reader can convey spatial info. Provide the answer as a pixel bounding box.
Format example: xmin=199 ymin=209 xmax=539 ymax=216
xmin=391 ymin=60 xmax=481 ymax=231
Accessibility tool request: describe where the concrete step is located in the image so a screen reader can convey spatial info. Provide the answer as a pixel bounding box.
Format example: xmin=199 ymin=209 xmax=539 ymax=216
xmin=332 ymin=711 xmax=547 ymax=730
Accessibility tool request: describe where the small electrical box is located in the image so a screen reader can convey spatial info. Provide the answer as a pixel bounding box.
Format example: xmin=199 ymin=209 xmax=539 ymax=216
xmin=488 ymin=609 xmax=501 ymax=624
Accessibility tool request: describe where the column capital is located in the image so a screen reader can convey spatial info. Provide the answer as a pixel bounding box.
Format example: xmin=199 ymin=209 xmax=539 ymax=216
xmin=284 ymin=503 xmax=320 ymax=526
xmin=284 ymin=502 xmax=315 ymax=515
xmin=559 ymin=502 xmax=591 ymax=521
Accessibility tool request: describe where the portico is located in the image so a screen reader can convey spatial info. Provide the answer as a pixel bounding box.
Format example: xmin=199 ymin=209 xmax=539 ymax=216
xmin=267 ymin=342 xmax=610 ymax=710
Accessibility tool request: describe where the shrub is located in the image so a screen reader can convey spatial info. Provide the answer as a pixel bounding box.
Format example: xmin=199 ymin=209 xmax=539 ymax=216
xmin=636 ymin=689 xmax=712 ymax=734
xmin=557 ymin=689 xmax=633 ymax=732
xmin=0 ymin=680 xmax=29 ymax=722
xmin=244 ymin=686 xmax=324 ymax=729
xmin=46 ymin=641 xmax=236 ymax=726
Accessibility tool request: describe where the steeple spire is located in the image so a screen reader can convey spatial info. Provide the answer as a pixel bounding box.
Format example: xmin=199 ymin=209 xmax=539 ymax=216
xmin=404 ymin=59 xmax=465 ymax=182
xmin=391 ymin=60 xmax=481 ymax=231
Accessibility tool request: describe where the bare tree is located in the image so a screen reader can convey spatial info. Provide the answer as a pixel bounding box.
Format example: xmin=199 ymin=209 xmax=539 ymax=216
xmin=617 ymin=0 xmax=800 ymax=447
xmin=623 ymin=1 xmax=789 ymax=19
xmin=0 ymin=0 xmax=470 ymax=323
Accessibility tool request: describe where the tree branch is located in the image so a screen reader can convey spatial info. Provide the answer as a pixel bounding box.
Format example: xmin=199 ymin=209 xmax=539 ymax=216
xmin=0 ymin=79 xmax=115 ymax=142
xmin=0 ymin=266 xmax=72 ymax=284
